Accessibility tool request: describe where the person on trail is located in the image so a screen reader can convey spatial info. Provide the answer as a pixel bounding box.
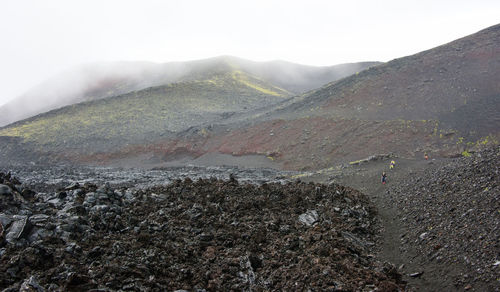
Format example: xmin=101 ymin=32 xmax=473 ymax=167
xmin=424 ymin=153 xmax=429 ymax=160
xmin=381 ymin=171 xmax=387 ymax=184
xmin=390 ymin=160 xmax=395 ymax=170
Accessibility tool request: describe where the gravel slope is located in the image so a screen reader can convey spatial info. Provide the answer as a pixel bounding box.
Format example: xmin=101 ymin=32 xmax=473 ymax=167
xmin=388 ymin=147 xmax=499 ymax=291
xmin=304 ymin=146 xmax=499 ymax=291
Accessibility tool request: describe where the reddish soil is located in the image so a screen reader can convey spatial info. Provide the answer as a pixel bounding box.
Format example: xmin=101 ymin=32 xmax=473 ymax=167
xmin=70 ymin=116 xmax=459 ymax=171
xmin=60 ymin=25 xmax=500 ymax=170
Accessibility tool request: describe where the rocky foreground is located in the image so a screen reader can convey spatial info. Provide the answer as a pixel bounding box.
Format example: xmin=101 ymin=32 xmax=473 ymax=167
xmin=0 ymin=168 xmax=403 ymax=291
xmin=388 ymin=146 xmax=500 ymax=291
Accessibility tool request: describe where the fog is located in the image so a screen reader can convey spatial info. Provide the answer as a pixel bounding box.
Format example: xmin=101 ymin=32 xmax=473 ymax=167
xmin=0 ymin=0 xmax=499 ymax=118
xmin=0 ymin=61 xmax=198 ymax=126
xmin=0 ymin=56 xmax=380 ymax=126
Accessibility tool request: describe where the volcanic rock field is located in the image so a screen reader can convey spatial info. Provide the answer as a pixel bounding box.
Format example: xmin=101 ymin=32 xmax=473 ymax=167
xmin=1 ymin=146 xmax=498 ymax=291
xmin=1 ymin=165 xmax=404 ymax=291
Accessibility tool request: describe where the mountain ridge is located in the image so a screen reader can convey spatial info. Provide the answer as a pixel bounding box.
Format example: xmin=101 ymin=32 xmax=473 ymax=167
xmin=97 ymin=23 xmax=499 ymax=170
xmin=0 ymin=56 xmax=379 ymax=127
xmin=0 ymin=24 xmax=499 ymax=169
xmin=0 ymin=69 xmax=292 ymax=153
xmin=275 ymin=24 xmax=500 ymax=122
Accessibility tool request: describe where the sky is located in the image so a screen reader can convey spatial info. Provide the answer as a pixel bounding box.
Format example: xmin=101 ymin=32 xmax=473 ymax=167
xmin=0 ymin=0 xmax=499 ymax=106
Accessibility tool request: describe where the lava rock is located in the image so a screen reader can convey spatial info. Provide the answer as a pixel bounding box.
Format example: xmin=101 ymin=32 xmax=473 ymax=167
xmin=5 ymin=216 xmax=31 ymax=244
xmin=0 ymin=168 xmax=402 ymax=291
xmin=298 ymin=209 xmax=319 ymax=226
xmin=0 ymin=184 xmax=12 ymax=196
xmin=19 ymin=275 xmax=44 ymax=292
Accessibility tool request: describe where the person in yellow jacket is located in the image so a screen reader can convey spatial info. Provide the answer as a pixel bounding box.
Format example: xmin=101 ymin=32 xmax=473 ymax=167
xmin=390 ymin=160 xmax=395 ymax=170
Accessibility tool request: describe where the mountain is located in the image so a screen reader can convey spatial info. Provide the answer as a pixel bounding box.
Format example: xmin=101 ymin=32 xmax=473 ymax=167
xmin=218 ymin=23 xmax=499 ymax=168
xmin=240 ymin=24 xmax=500 ymax=167
xmin=293 ymin=24 xmax=500 ymax=131
xmin=0 ymin=68 xmax=291 ymax=156
xmin=0 ymin=61 xmax=162 ymax=127
xmin=78 ymin=23 xmax=498 ymax=170
xmin=0 ymin=57 xmax=378 ymax=127
xmin=1 ymin=24 xmax=498 ymax=169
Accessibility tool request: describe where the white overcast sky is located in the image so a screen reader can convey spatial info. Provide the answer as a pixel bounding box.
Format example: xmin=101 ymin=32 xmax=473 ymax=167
xmin=0 ymin=0 xmax=499 ymax=106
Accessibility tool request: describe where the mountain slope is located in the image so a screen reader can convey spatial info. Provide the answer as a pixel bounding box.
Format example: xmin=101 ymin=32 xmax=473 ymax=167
xmin=94 ymin=24 xmax=499 ymax=170
xmin=248 ymin=24 xmax=500 ymax=167
xmin=281 ymin=24 xmax=500 ymax=134
xmin=0 ymin=57 xmax=378 ymax=127
xmin=0 ymin=69 xmax=289 ymax=154
xmin=1 ymin=25 xmax=498 ymax=169
xmin=0 ymin=61 xmax=163 ymax=127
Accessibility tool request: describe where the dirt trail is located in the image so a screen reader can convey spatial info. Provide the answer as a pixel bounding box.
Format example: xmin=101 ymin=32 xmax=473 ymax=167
xmin=304 ymin=157 xmax=453 ymax=291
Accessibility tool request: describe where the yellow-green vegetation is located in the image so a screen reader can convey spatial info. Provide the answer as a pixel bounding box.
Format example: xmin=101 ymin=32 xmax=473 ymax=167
xmin=349 ymin=159 xmax=364 ymax=165
xmin=462 ymin=150 xmax=472 ymax=157
xmin=288 ymin=164 xmax=342 ymax=179
xmin=290 ymin=172 xmax=314 ymax=179
xmin=456 ymin=135 xmax=498 ymax=148
xmin=473 ymin=135 xmax=499 ymax=147
xmin=0 ymin=73 xmax=287 ymax=149
xmin=199 ymin=128 xmax=209 ymax=137
xmin=309 ymin=106 xmax=321 ymax=112
xmin=433 ymin=121 xmax=439 ymax=136
xmin=315 ymin=165 xmax=341 ymax=174
xmin=477 ymin=136 xmax=489 ymax=146
xmin=231 ymin=71 xmax=289 ymax=97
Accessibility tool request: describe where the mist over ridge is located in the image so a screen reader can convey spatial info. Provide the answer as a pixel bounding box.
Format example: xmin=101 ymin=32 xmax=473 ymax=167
xmin=0 ymin=56 xmax=379 ymax=127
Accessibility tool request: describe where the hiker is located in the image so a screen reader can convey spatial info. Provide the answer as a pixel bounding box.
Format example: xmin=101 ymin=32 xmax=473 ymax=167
xmin=381 ymin=171 xmax=387 ymax=184
xmin=390 ymin=160 xmax=395 ymax=170
xmin=424 ymin=153 xmax=429 ymax=160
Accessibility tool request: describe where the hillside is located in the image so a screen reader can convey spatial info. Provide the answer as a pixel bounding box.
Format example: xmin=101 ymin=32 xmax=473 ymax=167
xmin=0 ymin=70 xmax=289 ymax=154
xmin=0 ymin=56 xmax=378 ymax=127
xmin=300 ymin=24 xmax=500 ymax=134
xmin=0 ymin=25 xmax=499 ymax=170
xmin=117 ymin=23 xmax=498 ymax=170
xmin=0 ymin=61 xmax=162 ymax=127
